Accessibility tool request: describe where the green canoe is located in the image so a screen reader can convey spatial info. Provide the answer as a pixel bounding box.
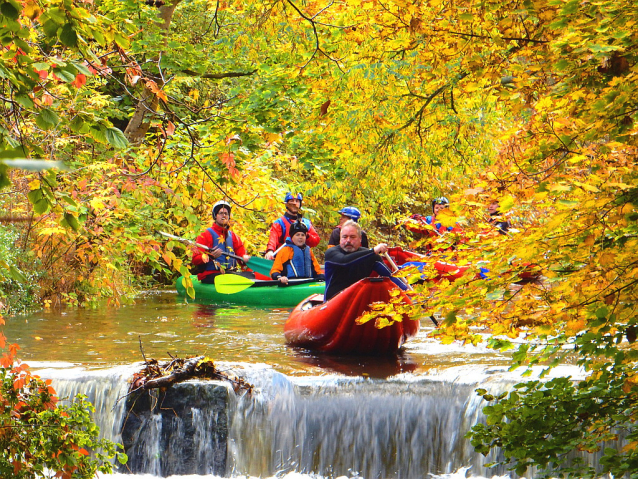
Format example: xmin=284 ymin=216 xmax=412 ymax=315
xmin=175 ymin=275 xmax=325 ymax=307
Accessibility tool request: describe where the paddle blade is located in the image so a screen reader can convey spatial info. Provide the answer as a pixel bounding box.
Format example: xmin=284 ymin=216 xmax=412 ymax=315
xmin=246 ymin=256 xmax=274 ymax=276
xmin=214 ymin=274 xmax=255 ymax=294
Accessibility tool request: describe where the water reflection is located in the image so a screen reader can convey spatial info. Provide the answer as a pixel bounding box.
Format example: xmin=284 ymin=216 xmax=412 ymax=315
xmin=4 ymin=290 xmax=510 ymax=377
xmin=291 ymin=349 xmax=419 ymax=378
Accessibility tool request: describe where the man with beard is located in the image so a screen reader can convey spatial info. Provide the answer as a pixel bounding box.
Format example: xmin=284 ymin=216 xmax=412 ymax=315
xmin=323 ymin=220 xmax=407 ymax=301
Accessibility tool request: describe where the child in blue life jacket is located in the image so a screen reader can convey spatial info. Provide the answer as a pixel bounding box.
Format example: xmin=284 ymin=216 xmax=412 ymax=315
xmin=270 ymin=220 xmax=325 ymax=285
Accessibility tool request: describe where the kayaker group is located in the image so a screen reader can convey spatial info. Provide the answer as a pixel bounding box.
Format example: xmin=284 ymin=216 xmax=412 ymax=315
xmin=190 ymin=192 xmax=510 ymax=300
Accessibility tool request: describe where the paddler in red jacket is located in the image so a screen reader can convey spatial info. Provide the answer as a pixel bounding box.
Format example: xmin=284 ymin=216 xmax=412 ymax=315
xmin=191 ymin=200 xmax=251 ymax=283
xmin=264 ymin=192 xmax=321 ymax=260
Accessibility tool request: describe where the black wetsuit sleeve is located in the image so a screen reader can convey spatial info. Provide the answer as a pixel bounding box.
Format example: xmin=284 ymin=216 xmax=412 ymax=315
xmin=325 ymin=246 xmax=376 ymax=264
xmin=324 ymin=247 xmax=382 ymax=301
xmin=328 ymin=227 xmax=341 ymax=246
xmin=361 ymin=231 xmax=369 ymax=249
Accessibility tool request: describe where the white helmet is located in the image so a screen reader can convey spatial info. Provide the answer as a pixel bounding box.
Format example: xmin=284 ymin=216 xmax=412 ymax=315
xmin=212 ymin=200 xmax=231 ymax=217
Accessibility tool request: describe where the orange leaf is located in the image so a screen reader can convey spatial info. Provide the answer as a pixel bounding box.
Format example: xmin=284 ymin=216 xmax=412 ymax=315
xmin=71 ymin=73 xmax=87 ymax=88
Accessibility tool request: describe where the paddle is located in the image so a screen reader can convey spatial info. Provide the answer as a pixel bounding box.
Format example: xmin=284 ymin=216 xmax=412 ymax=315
xmin=383 ymin=251 xmax=439 ymax=327
xmin=157 ymin=231 xmax=274 ymax=277
xmin=214 ymin=274 xmax=321 ymax=295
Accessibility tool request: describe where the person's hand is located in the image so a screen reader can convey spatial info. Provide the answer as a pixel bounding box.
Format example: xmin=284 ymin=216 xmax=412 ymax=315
xmin=265 ymin=251 xmax=275 ymax=260
xmin=242 ymin=254 xmax=251 ymax=263
xmin=279 ymin=276 xmax=289 ymax=285
xmin=373 ymin=243 xmax=388 ymax=255
xmin=210 ymin=247 xmax=223 ymax=259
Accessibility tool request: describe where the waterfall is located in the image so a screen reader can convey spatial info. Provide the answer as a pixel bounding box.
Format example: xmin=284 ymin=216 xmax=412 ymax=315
xmin=225 ymin=366 xmax=505 ymax=478
xmin=36 ymin=362 xmax=619 ymax=479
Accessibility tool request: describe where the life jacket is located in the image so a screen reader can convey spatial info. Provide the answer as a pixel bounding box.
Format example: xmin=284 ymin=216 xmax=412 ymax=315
xmin=425 ymin=215 xmax=453 ymax=234
xmin=274 ymin=216 xmax=312 ymax=245
xmin=204 ymin=227 xmax=236 ymax=272
xmin=283 ymin=240 xmax=313 ymax=278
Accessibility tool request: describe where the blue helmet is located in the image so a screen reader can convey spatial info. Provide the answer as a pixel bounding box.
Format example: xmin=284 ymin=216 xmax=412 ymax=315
xmin=284 ymin=192 xmax=303 ymax=204
xmin=338 ymin=206 xmax=361 ymax=222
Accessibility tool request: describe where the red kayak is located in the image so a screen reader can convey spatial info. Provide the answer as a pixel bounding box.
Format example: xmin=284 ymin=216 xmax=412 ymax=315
xmin=284 ymin=277 xmax=419 ymax=355
xmin=387 ymin=247 xmax=470 ymax=283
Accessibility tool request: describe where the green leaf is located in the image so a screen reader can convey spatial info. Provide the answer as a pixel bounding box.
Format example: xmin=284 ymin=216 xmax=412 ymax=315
xmin=34 ymin=198 xmax=49 ymax=214
xmin=72 ymin=61 xmax=92 ymax=76
xmin=443 ymin=310 xmax=457 ymax=326
xmin=35 ymin=109 xmax=60 ymax=130
xmin=8 ymin=264 xmax=27 ymax=282
xmin=53 ymin=67 xmax=76 ymax=83
xmin=41 ymin=19 xmax=59 ymax=38
xmin=104 ymin=127 xmax=128 ymax=149
xmin=33 ymin=62 xmax=50 ymax=71
xmin=70 ymin=116 xmax=89 ymax=134
xmin=0 ymin=1 xmax=19 ymax=20
xmin=14 ymin=93 xmax=34 ymax=108
xmin=27 ymin=188 xmax=43 ymax=204
xmin=59 ymin=23 xmax=78 ymax=47
xmin=62 ymin=212 xmax=80 ymax=230
xmin=90 ymin=126 xmax=107 ymax=144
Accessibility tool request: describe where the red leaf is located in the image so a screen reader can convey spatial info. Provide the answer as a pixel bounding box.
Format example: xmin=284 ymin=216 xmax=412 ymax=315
xmin=71 ymin=73 xmax=87 ymax=88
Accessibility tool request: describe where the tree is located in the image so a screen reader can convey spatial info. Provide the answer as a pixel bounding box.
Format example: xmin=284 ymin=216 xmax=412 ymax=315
xmin=2 ymin=0 xmax=637 ymax=473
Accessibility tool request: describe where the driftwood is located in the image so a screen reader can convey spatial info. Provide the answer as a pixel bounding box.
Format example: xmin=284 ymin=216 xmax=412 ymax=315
xmin=123 ymin=352 xmax=253 ymax=404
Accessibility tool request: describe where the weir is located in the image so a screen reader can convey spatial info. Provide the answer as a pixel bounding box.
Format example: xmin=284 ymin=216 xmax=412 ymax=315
xmin=44 ymin=363 xmax=522 ymax=478
xmin=41 ymin=361 xmax=621 ymax=479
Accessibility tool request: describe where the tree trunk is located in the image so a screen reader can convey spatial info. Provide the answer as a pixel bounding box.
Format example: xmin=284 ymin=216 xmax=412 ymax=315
xmin=124 ymin=0 xmax=182 ymax=145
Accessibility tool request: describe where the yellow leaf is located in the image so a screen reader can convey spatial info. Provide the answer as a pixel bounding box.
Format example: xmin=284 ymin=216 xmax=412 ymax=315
xmin=573 ymin=181 xmax=599 ymax=193
xmin=437 ymin=209 xmax=458 ymax=227
xmin=549 ymin=183 xmax=572 ymax=192
xmin=599 ymin=252 xmax=616 ymax=266
xmin=90 ymin=198 xmax=105 ymax=210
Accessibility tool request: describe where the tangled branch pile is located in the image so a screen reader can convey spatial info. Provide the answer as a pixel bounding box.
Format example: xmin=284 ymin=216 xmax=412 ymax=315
xmin=129 ymin=355 xmax=253 ymax=395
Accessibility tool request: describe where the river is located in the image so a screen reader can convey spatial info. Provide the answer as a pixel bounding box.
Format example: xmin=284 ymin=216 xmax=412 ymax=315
xmin=3 ymin=290 xmax=600 ymax=479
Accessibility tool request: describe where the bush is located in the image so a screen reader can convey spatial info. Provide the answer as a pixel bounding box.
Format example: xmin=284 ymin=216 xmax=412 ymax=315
xmin=0 ymin=338 xmax=127 ymax=478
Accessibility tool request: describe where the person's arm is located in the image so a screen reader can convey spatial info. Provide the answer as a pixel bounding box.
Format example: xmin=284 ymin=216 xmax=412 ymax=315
xmin=270 ymin=248 xmax=291 ymax=279
xmin=265 ymin=222 xmax=284 ymax=259
xmin=327 ymin=227 xmax=340 ymax=246
xmin=305 ymin=223 xmax=321 ymax=248
xmin=192 ymin=231 xmax=213 ymax=265
xmin=324 ymin=246 xmax=375 ymax=265
xmin=231 ymin=232 xmax=247 ymax=258
xmin=310 ymin=250 xmax=324 ymax=280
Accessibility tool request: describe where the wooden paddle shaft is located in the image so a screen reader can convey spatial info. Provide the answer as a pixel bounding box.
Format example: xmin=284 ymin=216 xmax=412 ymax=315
xmin=382 ymin=252 xmax=413 ymax=291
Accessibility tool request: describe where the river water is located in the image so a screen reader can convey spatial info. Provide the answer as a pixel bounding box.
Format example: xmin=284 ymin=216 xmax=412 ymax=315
xmin=3 ymin=290 xmax=596 ymax=479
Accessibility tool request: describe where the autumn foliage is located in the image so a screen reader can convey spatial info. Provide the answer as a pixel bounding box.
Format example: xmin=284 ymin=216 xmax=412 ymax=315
xmin=0 ymin=0 xmax=637 ymax=476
